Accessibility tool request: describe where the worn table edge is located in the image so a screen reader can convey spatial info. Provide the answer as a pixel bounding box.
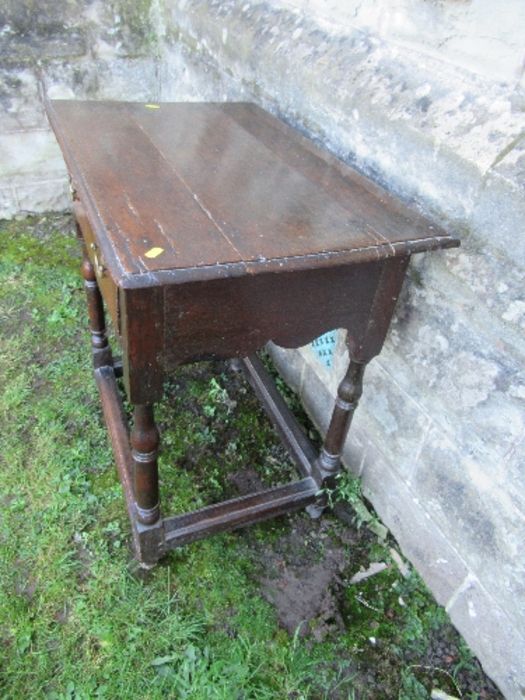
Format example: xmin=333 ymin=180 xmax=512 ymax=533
xmin=116 ymin=235 xmax=460 ymax=288
xmin=45 ymin=98 xmax=460 ymax=290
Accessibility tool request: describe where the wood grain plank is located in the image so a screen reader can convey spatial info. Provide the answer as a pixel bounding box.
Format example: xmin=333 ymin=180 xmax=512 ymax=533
xmin=48 ymin=101 xmax=243 ymax=276
xmin=47 ymin=100 xmax=459 ymax=285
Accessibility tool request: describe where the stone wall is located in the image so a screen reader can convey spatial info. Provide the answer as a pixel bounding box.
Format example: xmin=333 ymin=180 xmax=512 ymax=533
xmin=0 ymin=0 xmax=161 ymax=217
xmin=1 ymin=1 xmax=524 ymax=696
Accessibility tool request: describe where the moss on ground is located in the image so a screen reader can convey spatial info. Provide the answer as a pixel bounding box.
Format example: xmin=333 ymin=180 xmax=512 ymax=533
xmin=0 ymin=215 xmax=501 ymax=700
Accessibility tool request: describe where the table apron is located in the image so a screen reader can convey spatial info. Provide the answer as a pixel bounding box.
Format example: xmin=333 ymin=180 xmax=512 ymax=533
xmin=118 ymin=258 xmax=407 ymax=404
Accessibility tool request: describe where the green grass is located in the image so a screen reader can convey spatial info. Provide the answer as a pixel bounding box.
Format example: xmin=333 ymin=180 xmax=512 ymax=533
xmin=0 ymin=216 xmax=498 ymax=700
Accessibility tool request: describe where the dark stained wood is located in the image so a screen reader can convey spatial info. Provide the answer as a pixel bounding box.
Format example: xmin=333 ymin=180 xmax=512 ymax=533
xmin=120 ymin=285 xmax=164 ymax=403
xmin=95 ymin=366 xmax=140 ymax=549
xmin=322 ymin=360 xmax=366 ymax=467
xmin=95 ymin=366 xmax=163 ymax=565
xmin=162 ymin=262 xmax=383 ymax=369
xmin=163 ymin=477 xmax=318 ymax=548
xmin=349 ymin=255 xmax=410 ymax=363
xmin=94 ymin=362 xmax=318 ymax=564
xmin=80 ymin=245 xmax=107 ymax=351
xmin=46 ymin=99 xmax=460 ymax=566
xmin=221 ymin=103 xmax=448 ymax=250
xmin=131 ymin=404 xmax=160 ymax=525
xmin=79 ymin=227 xmax=112 ymax=370
xmin=46 ymin=100 xmax=458 ymax=286
xmin=74 ymin=200 xmax=120 ymax=335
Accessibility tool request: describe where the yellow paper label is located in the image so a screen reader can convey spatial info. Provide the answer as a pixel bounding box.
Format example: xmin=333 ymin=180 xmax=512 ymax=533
xmin=145 ymin=104 xmax=160 ymax=109
xmin=144 ymin=247 xmax=164 ymax=259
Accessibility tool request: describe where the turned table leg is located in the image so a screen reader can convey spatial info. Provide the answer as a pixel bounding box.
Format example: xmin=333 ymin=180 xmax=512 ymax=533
xmin=131 ymin=404 xmax=161 ymax=525
xmin=79 ymin=235 xmax=111 ymax=369
xmin=308 ymin=358 xmax=366 ymax=517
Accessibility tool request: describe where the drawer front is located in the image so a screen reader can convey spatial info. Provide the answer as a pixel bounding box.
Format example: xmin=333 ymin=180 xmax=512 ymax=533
xmin=73 ymin=200 xmax=121 ymax=335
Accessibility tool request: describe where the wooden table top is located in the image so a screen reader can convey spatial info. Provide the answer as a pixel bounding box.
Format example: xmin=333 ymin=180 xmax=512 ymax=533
xmin=47 ymin=100 xmax=458 ymax=285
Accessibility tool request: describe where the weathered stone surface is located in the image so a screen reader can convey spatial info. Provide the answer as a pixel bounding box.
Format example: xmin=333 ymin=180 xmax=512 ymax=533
xmin=446 ymin=576 xmax=525 ymax=700
xmin=0 ymin=187 xmax=17 ymax=220
xmin=504 ymin=436 xmax=525 ymax=516
xmin=0 ymin=130 xmax=66 ymax=183
xmin=383 ymin=271 xmax=525 ymax=470
xmin=413 ymin=426 xmax=525 ymax=632
xmin=15 ymin=179 xmax=70 ymax=214
xmin=0 ymin=0 xmax=84 ymax=37
xmin=277 ymin=0 xmax=525 ymax=85
xmin=161 ymin=0 xmax=525 ymax=224
xmin=0 ymin=30 xmax=87 ymax=65
xmin=298 ymin=361 xmax=333 ymax=438
xmin=42 ymin=56 xmax=160 ymax=102
xmin=0 ymin=0 xmax=161 ymax=214
xmin=158 ymin=40 xmax=247 ymax=103
xmin=352 ymin=359 xmax=431 ymax=482
xmin=469 ymin=168 xmax=525 ymax=270
xmin=299 ymin=346 xmax=334 ymax=396
xmin=0 ymin=0 xmax=157 ymax=63
xmin=342 ymin=428 xmax=369 ymax=479
xmin=0 ymin=0 xmax=87 ymax=67
xmin=360 ymin=442 xmax=469 ymax=607
xmin=96 ymin=0 xmax=158 ymax=58
xmin=0 ymin=67 xmax=44 ymax=132
xmin=417 ymin=246 xmax=525 ymax=356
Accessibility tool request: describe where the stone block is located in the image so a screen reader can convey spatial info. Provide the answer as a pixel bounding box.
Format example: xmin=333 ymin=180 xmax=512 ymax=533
xmin=360 ymin=443 xmax=469 ymax=606
xmin=490 ymin=137 xmax=525 ymax=195
xmin=341 ymin=424 xmax=368 ymax=478
xmin=15 ymin=179 xmax=70 ymax=215
xmin=0 ymin=0 xmax=154 ymax=65
xmin=352 ymin=359 xmax=431 ymax=482
xmin=332 ymin=329 xmax=350 ymax=377
xmin=0 ymin=1 xmax=86 ymax=53
xmin=43 ymin=57 xmax=161 ymax=103
xmin=0 ymin=67 xmax=46 ymax=132
xmin=96 ymin=0 xmax=157 ymax=59
xmin=447 ymin=576 xmax=525 ymax=700
xmin=97 ymin=57 xmax=160 ymax=101
xmin=300 ymin=361 xmax=335 ymax=437
xmin=504 ymin=436 xmax=525 ymax=516
xmin=0 ymin=130 xmax=66 ymax=182
xmin=163 ymin=0 xmax=524 ymax=229
xmin=415 ymin=244 xmax=525 ymax=356
xmin=382 ymin=272 xmax=525 ymax=470
xmin=413 ymin=425 xmax=525 ymax=632
xmin=0 ymin=187 xmax=18 ymax=220
xmin=159 ymin=41 xmax=246 ymax=102
xmin=267 ymin=343 xmax=305 ymax=394
xmin=0 ymin=29 xmax=87 ymax=68
xmin=288 ymin=0 xmax=525 ymax=84
xmin=470 ymin=169 xmax=525 ymax=266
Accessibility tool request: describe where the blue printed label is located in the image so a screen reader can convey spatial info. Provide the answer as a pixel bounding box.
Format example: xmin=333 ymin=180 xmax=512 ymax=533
xmin=311 ymin=331 xmax=337 ymax=368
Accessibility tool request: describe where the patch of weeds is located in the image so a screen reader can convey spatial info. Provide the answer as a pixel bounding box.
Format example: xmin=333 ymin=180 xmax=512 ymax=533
xmin=260 ymin=349 xmax=323 ymax=449
xmin=334 ymin=470 xmax=388 ymax=540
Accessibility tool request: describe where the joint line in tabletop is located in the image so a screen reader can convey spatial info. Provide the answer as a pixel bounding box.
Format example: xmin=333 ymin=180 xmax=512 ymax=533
xmin=131 ymin=118 xmax=246 ymax=269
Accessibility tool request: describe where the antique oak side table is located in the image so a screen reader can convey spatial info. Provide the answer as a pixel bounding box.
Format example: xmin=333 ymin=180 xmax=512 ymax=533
xmin=47 ymin=100 xmax=459 ymax=567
